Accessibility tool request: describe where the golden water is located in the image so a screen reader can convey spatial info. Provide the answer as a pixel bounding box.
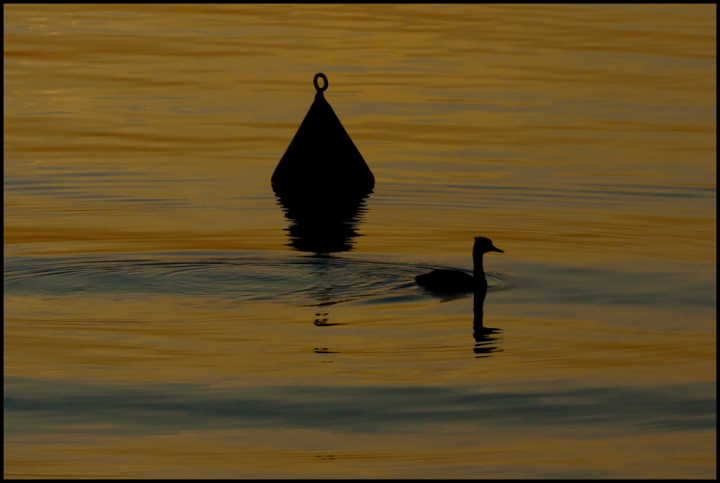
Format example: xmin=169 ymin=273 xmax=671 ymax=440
xmin=4 ymin=5 xmax=716 ymax=478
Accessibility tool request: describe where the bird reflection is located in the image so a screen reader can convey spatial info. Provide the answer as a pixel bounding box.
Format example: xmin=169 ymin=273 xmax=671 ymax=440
xmin=416 ymin=236 xmax=504 ymax=357
xmin=417 ymin=283 xmax=503 ymax=358
xmin=472 ymin=285 xmax=502 ymax=358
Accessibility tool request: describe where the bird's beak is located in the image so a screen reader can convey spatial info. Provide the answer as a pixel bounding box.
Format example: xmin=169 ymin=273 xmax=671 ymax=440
xmin=490 ymin=245 xmax=504 ymax=253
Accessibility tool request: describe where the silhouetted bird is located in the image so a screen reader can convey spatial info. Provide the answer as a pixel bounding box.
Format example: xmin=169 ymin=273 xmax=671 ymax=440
xmin=415 ymin=236 xmax=503 ymax=293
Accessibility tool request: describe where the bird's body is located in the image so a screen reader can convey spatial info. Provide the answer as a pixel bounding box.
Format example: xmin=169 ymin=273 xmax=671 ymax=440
xmin=415 ymin=236 xmax=503 ymax=293
xmin=415 ymin=269 xmax=475 ymax=292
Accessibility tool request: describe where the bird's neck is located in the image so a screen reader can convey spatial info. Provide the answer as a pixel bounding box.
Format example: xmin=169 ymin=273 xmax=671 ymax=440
xmin=473 ymin=253 xmax=487 ymax=286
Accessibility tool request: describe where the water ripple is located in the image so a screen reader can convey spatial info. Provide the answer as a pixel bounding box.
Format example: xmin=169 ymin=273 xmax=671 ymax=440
xmin=4 ymin=252 xmax=513 ymax=307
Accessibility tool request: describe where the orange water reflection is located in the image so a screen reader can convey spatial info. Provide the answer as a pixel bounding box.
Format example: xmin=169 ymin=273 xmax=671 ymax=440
xmin=4 ymin=4 xmax=716 ymax=478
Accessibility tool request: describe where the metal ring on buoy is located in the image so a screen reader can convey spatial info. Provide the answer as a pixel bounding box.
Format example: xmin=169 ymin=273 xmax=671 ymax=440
xmin=313 ymin=73 xmax=328 ymax=93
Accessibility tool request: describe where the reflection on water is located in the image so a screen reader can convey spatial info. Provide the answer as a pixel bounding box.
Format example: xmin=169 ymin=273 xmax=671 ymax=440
xmin=3 ymin=251 xmax=511 ymax=305
xmin=4 ymin=253 xmax=421 ymax=303
xmin=313 ymin=313 xmax=342 ymax=327
xmin=473 ymin=288 xmax=502 ymax=358
xmin=4 ymin=3 xmax=716 ymax=479
xmin=274 ymin=189 xmax=373 ymax=254
xmin=6 ymin=376 xmax=714 ymax=435
xmin=5 ymin=251 xmax=513 ymax=355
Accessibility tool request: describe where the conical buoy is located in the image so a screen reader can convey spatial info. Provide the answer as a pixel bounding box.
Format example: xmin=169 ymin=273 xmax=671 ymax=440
xmin=271 ymin=73 xmax=374 ymax=195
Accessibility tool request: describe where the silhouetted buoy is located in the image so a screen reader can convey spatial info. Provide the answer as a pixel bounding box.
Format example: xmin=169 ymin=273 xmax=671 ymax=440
xmin=271 ymin=73 xmax=374 ymax=195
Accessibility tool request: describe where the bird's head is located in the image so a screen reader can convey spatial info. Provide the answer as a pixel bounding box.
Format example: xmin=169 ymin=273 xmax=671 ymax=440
xmin=473 ymin=236 xmax=504 ymax=257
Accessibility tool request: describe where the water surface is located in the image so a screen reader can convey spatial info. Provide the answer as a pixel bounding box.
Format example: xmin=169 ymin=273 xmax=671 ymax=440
xmin=4 ymin=4 xmax=716 ymax=478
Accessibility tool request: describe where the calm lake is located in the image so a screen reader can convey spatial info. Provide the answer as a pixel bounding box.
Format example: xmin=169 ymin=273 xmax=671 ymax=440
xmin=4 ymin=4 xmax=716 ymax=478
